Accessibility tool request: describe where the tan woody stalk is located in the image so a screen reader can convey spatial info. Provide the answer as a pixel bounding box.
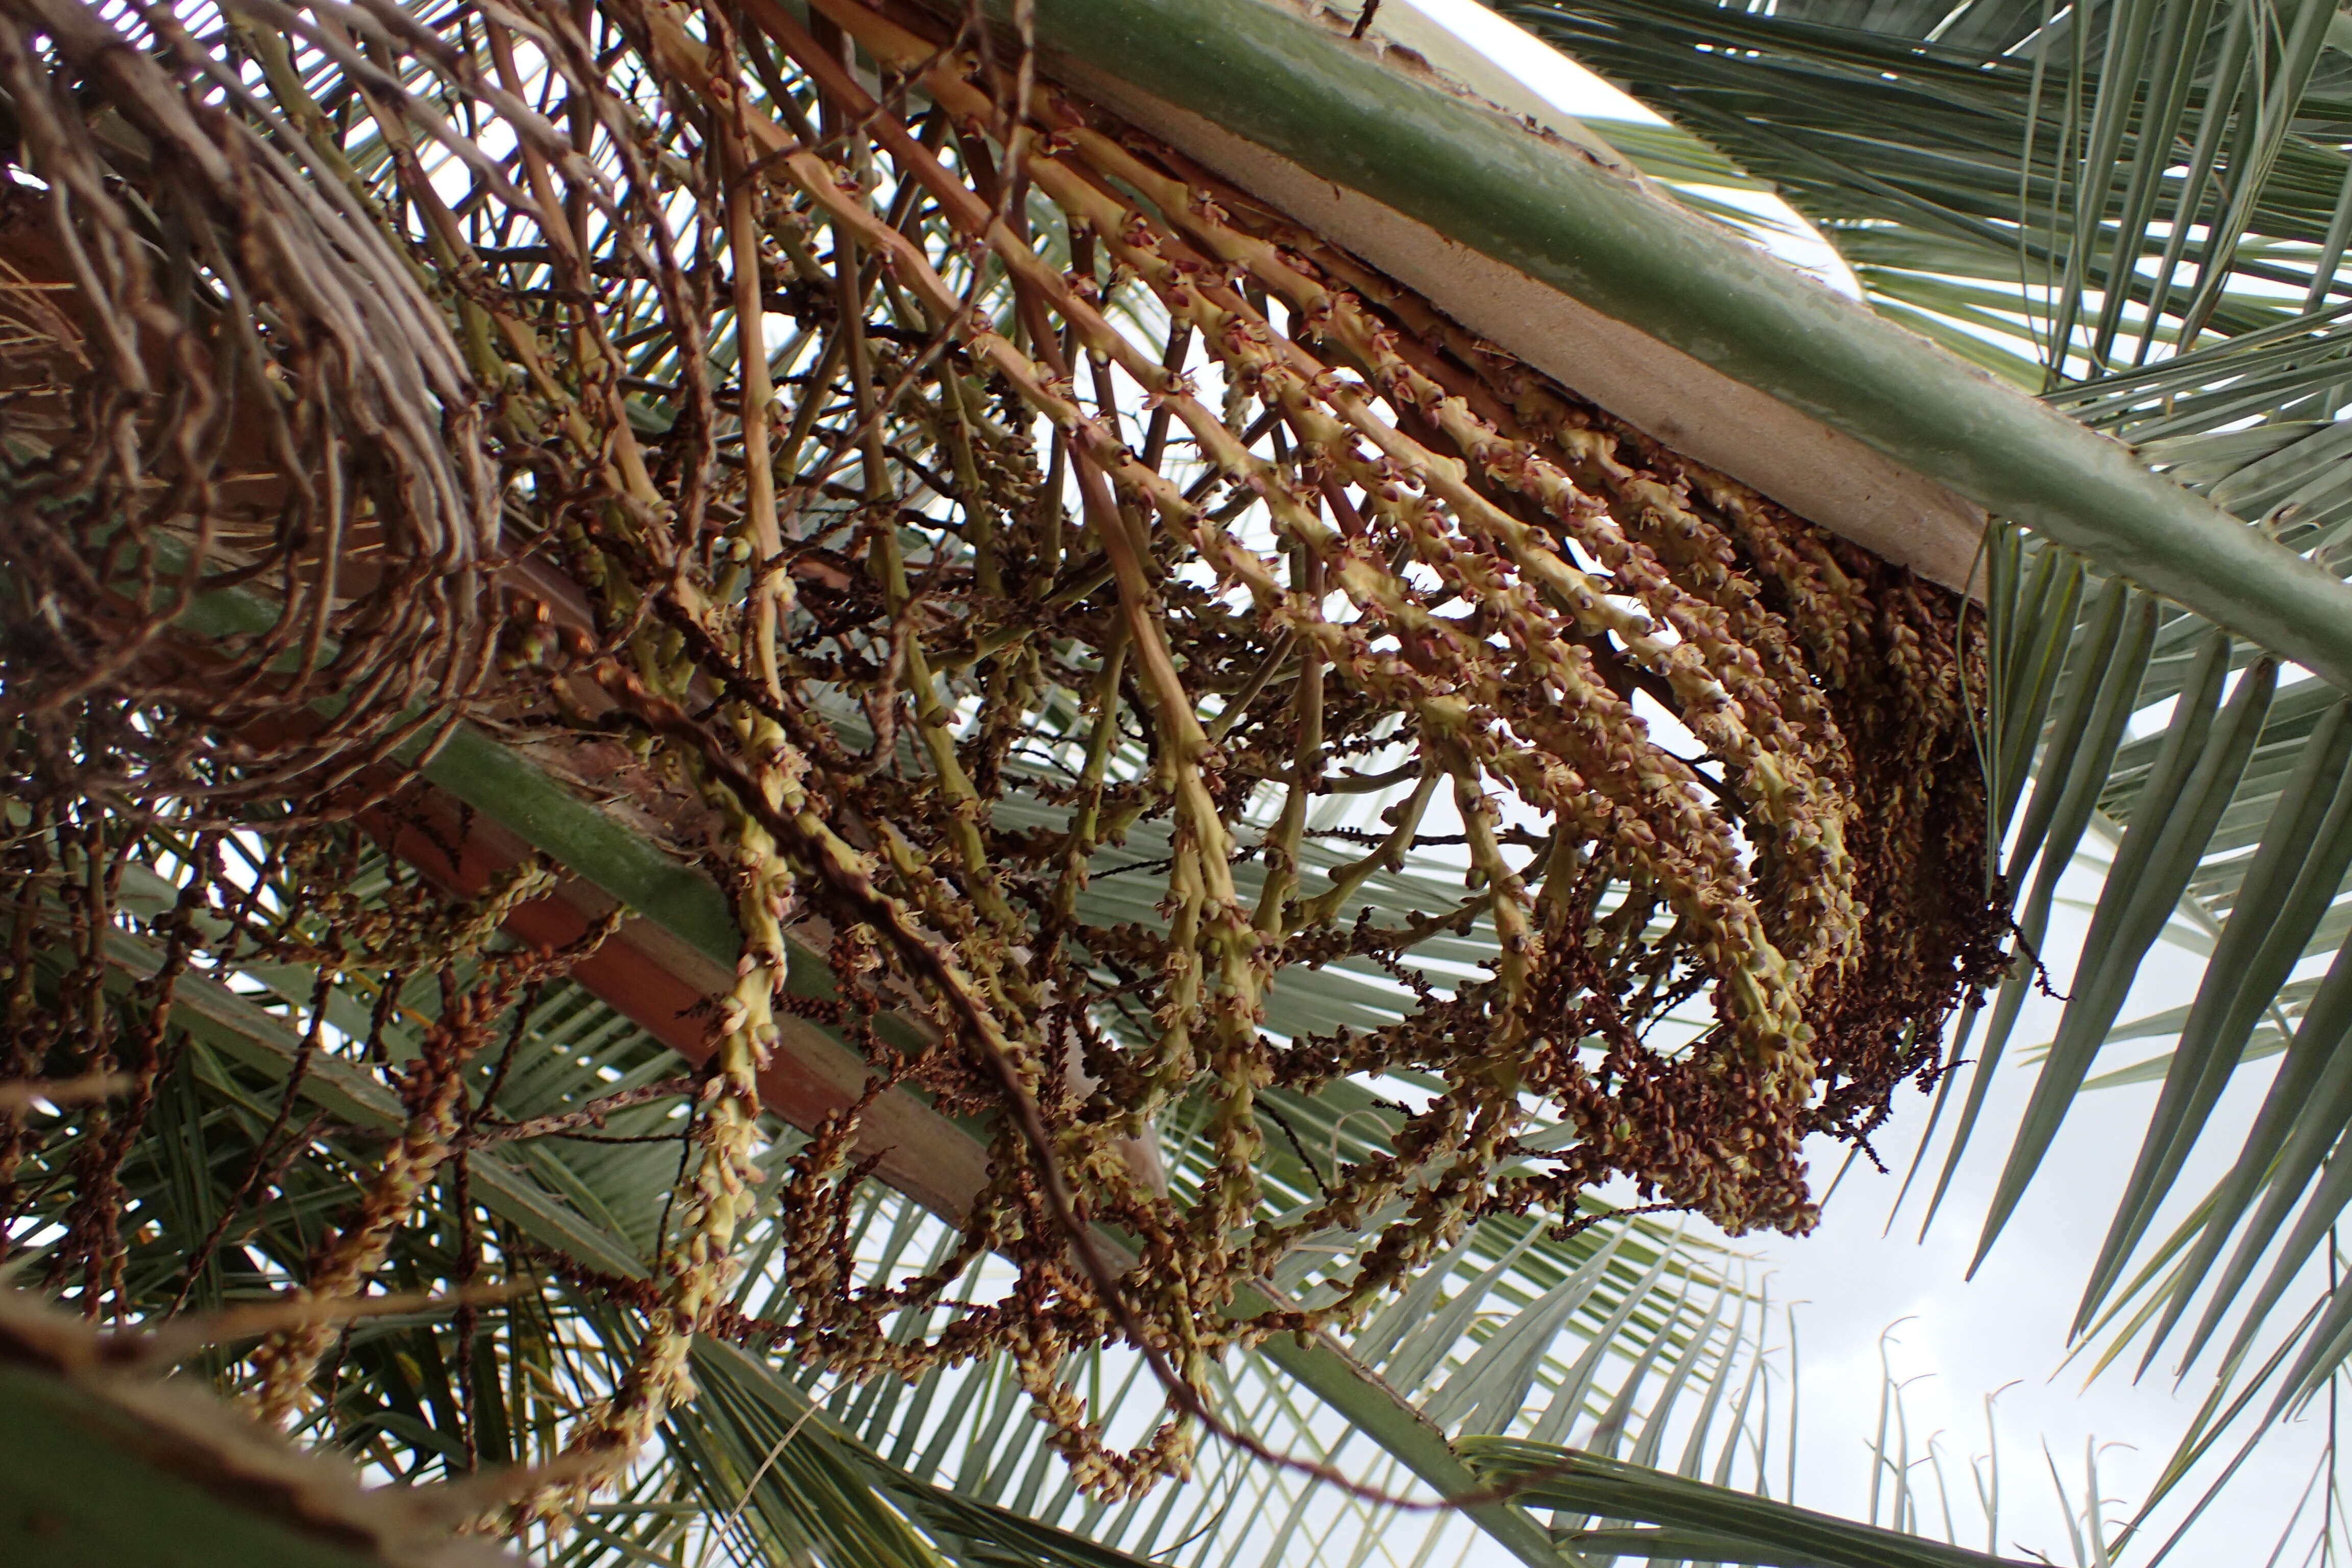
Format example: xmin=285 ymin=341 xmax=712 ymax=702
xmin=514 ymin=41 xmax=805 ymax=1505
xmin=1020 ymin=113 xmax=1846 ymax=872
xmin=745 ymin=81 xmax=1768 ymax=1094
xmin=757 ymin=110 xmax=1778 ymax=1133
xmin=1253 ymin=547 xmax=1324 ymax=938
xmin=721 ymin=125 xmax=791 ymax=705
xmin=762 ymin=1 xmax=1753 ymax=1091
xmin=1292 ymin=235 xmax=1861 ymax=707
xmin=721 ymin=0 xmax=1293 ymax=1253
xmin=792 ymin=1 xmax=1824 ymax=1074
xmin=1055 ymin=144 xmax=1836 ymax=1066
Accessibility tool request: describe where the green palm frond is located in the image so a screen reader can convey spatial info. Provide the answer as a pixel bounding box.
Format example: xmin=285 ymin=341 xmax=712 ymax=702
xmin=663 ymin=1333 xmax=2053 ymax=1568
xmin=1503 ymin=0 xmax=2352 ymax=383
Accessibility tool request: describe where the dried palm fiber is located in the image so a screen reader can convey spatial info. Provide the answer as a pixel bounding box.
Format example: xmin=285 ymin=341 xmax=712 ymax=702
xmin=0 ymin=0 xmax=499 ymax=812
xmin=0 ymin=0 xmax=2006 ymax=1508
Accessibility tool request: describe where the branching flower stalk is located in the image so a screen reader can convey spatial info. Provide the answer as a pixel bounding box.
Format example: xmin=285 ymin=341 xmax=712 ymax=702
xmin=248 ymin=862 xmax=561 ymax=1425
xmin=545 ymin=740 xmax=796 ymax=1511
xmin=0 ymin=0 xmax=2009 ymax=1514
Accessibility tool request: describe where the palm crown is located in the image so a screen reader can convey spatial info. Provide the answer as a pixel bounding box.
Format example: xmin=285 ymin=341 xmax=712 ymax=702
xmin=3 ymin=0 xmax=2350 ymax=1564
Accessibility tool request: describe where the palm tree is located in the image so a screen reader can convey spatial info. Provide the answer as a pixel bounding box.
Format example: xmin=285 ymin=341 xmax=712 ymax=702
xmin=1 ymin=0 xmax=2348 ymax=1562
